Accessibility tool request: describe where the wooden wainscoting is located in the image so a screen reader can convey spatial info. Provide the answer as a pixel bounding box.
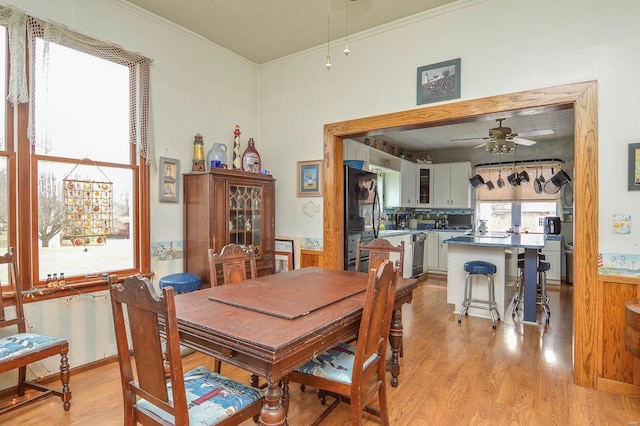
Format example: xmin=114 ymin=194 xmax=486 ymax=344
xmin=598 ymin=274 xmax=640 ymax=396
xmin=300 ymin=249 xmax=324 ymax=268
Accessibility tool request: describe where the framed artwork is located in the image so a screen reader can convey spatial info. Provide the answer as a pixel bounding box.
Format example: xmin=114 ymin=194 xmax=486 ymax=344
xmin=416 ymin=58 xmax=461 ymax=105
xmin=159 ymin=157 xmax=180 ymax=202
xmin=629 ymin=143 xmax=640 ymax=191
xmin=275 ymin=239 xmax=295 ymax=273
xmin=297 ymin=160 xmax=323 ymax=197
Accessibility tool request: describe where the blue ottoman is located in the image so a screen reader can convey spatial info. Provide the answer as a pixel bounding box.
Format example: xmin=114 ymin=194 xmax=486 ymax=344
xmin=159 ymin=272 xmax=202 ymax=294
xmin=159 ymin=273 xmax=201 ymax=357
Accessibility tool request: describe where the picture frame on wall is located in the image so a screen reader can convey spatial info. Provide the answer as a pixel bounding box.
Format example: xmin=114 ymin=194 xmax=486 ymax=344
xmin=416 ymin=58 xmax=461 ymax=105
xmin=629 ymin=143 xmax=640 ymax=191
xmin=159 ymin=157 xmax=180 ymax=202
xmin=297 ymin=160 xmax=323 ymax=197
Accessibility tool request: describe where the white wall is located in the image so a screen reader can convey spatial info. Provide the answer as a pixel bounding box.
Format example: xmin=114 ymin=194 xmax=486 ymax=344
xmin=259 ymin=0 xmax=640 ymax=256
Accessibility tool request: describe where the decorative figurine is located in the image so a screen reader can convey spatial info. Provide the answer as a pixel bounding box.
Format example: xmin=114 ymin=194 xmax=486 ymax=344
xmin=241 ymin=137 xmax=261 ymax=173
xmin=232 ymin=125 xmax=241 ymax=170
xmin=192 ymin=133 xmax=205 ymax=172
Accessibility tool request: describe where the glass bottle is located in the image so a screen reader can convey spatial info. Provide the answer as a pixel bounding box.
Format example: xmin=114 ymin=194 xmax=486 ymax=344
xmin=241 ymin=138 xmax=261 ymax=173
xmin=59 ymin=273 xmax=66 ymax=286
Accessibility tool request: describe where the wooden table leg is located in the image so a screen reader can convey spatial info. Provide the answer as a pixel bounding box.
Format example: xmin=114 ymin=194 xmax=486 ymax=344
xmin=259 ymin=379 xmax=287 ymax=425
xmin=386 ymin=307 xmax=403 ymax=388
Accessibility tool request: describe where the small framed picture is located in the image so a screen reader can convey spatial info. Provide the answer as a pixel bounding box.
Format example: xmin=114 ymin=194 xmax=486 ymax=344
xmin=275 ymin=239 xmax=295 ymax=273
xmin=297 ymin=160 xmax=323 ymax=197
xmin=417 ymin=58 xmax=461 ymax=105
xmin=159 ymin=157 xmax=180 ymax=202
xmin=629 ymin=143 xmax=640 ymax=191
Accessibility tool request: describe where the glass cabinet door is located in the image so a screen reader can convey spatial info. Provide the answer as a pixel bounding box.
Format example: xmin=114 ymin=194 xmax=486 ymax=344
xmin=229 ymin=185 xmax=263 ymax=256
xmin=417 ymin=165 xmax=433 ymax=207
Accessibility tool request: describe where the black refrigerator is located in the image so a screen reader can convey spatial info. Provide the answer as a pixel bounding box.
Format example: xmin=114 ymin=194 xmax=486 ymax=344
xmin=344 ymin=164 xmax=380 ymax=271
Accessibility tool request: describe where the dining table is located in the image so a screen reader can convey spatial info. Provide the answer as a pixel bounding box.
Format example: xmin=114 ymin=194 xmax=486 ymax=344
xmin=172 ymin=266 xmax=418 ymax=425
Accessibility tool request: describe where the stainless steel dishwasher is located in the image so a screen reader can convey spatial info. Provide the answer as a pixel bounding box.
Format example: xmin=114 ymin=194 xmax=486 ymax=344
xmin=412 ymin=232 xmax=427 ymax=277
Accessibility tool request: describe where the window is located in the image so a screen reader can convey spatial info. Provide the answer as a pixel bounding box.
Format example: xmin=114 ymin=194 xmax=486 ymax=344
xmin=0 ymin=8 xmax=152 ymax=294
xmin=475 ymin=164 xmax=562 ymax=233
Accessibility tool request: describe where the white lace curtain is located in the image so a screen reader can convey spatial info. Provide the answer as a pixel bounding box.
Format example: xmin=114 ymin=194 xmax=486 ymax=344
xmin=0 ymin=5 xmax=153 ymax=164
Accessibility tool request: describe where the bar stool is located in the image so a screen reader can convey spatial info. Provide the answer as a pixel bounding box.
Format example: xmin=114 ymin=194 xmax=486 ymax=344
xmin=458 ymin=260 xmax=500 ymax=328
xmin=538 ymin=261 xmax=551 ymax=322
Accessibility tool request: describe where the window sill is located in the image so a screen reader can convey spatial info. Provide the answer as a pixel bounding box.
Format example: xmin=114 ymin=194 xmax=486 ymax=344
xmin=21 ymin=272 xmax=155 ymax=303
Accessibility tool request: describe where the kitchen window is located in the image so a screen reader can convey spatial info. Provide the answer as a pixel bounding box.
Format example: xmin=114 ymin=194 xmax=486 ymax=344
xmin=0 ymin=7 xmax=152 ymax=294
xmin=475 ymin=164 xmax=562 ymax=233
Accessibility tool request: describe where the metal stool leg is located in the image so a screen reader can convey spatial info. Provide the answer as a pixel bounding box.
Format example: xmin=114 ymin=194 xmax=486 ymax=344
xmin=458 ymin=272 xmax=471 ymax=322
xmin=538 ymin=270 xmax=550 ymax=323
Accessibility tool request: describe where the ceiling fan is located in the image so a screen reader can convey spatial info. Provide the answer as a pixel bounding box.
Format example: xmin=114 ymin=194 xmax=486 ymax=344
xmin=452 ymin=118 xmax=554 ymax=153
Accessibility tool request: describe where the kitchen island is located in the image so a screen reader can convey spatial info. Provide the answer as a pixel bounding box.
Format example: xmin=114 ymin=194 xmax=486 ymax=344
xmin=444 ymin=233 xmax=546 ymax=323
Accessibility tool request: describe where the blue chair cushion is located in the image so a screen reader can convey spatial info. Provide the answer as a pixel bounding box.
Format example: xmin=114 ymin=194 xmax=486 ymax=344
xmin=136 ymin=365 xmax=262 ymax=425
xmin=464 ymin=260 xmax=497 ymax=275
xmin=538 ymin=261 xmax=551 ymax=272
xmin=159 ymin=273 xmax=202 ymax=293
xmin=294 ymin=342 xmax=377 ymax=385
xmin=0 ymin=333 xmax=67 ymax=362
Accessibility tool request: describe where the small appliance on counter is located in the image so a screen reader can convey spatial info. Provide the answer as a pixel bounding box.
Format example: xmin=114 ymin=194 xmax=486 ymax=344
xmin=544 ymin=216 xmax=561 ymax=234
xmin=395 ymin=213 xmax=409 ymax=229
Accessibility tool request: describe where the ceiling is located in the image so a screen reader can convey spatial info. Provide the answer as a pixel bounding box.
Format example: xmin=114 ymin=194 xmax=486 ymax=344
xmin=125 ymin=0 xmax=575 ymax=152
xmin=125 ymin=0 xmax=458 ymax=64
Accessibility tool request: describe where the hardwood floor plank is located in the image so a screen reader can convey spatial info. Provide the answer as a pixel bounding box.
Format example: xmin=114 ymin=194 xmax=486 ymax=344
xmin=2 ymin=275 xmax=640 ymax=425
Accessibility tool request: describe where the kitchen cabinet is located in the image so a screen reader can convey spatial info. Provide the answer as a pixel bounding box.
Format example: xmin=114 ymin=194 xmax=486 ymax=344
xmin=379 ymin=233 xmax=413 ymax=279
xmin=399 ymin=159 xmax=417 ymax=207
xmin=183 ymin=169 xmax=276 ymax=287
xmin=382 ymin=159 xmax=416 ymax=208
xmin=426 ymin=231 xmax=466 ymax=273
xmin=416 ymin=165 xmax=433 ymax=208
xmin=540 ymin=239 xmax=562 ymax=283
xmin=432 ymin=162 xmax=471 ymax=208
xmin=343 ymin=139 xmax=369 ymax=166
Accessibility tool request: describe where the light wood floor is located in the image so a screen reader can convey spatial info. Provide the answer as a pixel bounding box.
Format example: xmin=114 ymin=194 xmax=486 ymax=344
xmin=3 ymin=274 xmax=640 ymax=425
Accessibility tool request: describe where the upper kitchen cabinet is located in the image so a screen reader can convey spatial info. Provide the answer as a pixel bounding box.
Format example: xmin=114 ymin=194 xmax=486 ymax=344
xmin=343 ymin=139 xmax=369 ymax=167
xmin=400 ymin=159 xmax=417 ymax=207
xmin=432 ymin=162 xmax=471 ymax=208
xmin=416 ymin=165 xmax=433 ymax=208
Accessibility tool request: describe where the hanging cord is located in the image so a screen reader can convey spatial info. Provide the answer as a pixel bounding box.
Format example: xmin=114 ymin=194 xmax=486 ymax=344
xmin=63 ymin=157 xmax=113 ymax=183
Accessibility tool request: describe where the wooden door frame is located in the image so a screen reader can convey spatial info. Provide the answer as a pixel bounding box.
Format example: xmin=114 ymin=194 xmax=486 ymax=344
xmin=322 ymin=81 xmax=598 ymax=388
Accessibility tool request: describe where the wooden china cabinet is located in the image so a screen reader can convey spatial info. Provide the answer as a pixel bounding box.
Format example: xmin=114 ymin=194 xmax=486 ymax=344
xmin=183 ymin=169 xmax=275 ymax=287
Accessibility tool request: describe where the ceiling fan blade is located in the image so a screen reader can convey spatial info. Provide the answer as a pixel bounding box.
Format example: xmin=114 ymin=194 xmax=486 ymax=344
xmin=451 ymin=136 xmax=490 ymax=142
xmin=473 ymin=142 xmax=487 ymax=149
xmin=512 ymin=137 xmax=537 ymax=146
xmin=514 ymin=129 xmax=554 ymax=138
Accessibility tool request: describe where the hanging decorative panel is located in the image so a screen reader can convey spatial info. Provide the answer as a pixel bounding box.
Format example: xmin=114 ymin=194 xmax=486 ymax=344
xmin=61 ymin=160 xmax=114 ymax=249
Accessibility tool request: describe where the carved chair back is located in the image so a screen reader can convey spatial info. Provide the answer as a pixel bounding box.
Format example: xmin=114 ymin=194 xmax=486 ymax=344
xmin=0 ymin=248 xmax=25 ymax=331
xmin=356 ymin=237 xmax=405 ymax=273
xmin=208 ymin=243 xmax=257 ymax=286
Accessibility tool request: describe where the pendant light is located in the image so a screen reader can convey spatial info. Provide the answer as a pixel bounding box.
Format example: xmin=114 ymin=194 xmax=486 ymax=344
xmin=325 ymin=0 xmax=332 ymax=69
xmin=343 ymin=0 xmax=350 ymax=55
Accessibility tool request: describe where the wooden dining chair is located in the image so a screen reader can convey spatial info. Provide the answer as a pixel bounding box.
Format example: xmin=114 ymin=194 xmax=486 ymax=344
xmin=0 ymin=247 xmax=71 ymax=415
xmin=286 ymin=259 xmax=399 ymax=425
xmin=355 ymin=238 xmax=404 ymax=273
xmin=208 ymin=243 xmax=257 ymax=288
xmin=108 ymin=274 xmax=263 ymax=426
xmin=207 ymin=243 xmax=261 ymax=386
xmin=354 ymin=237 xmax=405 ymax=356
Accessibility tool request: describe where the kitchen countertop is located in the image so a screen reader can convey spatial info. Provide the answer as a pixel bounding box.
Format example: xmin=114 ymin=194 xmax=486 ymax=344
xmin=443 ymin=232 xmax=546 ymax=249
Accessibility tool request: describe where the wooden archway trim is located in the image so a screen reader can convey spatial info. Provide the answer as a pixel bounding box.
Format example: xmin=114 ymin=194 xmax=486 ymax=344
xmin=322 ymin=80 xmax=598 ymax=388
